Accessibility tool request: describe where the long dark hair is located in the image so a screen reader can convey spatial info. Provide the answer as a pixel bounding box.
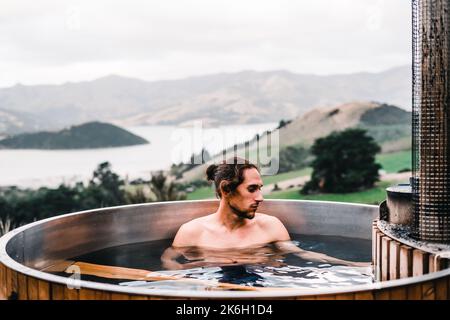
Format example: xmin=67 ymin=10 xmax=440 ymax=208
xmin=206 ymin=157 xmax=259 ymax=198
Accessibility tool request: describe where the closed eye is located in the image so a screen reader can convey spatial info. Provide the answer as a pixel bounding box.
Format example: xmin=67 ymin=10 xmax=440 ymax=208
xmin=248 ymin=185 xmax=263 ymax=192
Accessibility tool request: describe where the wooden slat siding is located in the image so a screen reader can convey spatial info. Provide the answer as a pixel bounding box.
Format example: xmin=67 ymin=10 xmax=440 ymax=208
xmin=354 ymin=291 xmax=374 ymax=300
xmin=0 ymin=263 xmax=6 ymax=300
xmin=315 ymin=294 xmax=331 ymax=300
xmin=17 ymin=273 xmax=28 ymax=300
xmin=5 ymin=267 xmax=13 ymax=298
xmin=407 ymin=283 xmax=423 ymax=300
xmin=389 ymin=287 xmax=407 ymax=300
xmin=372 ymin=222 xmax=378 ymax=269
xmin=82 ymin=288 xmax=107 ymax=300
xmin=374 ymin=289 xmax=390 ymax=300
xmin=79 ymin=288 xmax=97 ymax=300
xmin=389 ymin=241 xmax=400 ymax=280
xmin=130 ymin=294 xmax=148 ymax=300
xmin=448 ymin=276 xmax=450 ymax=300
xmin=11 ymin=270 xmax=18 ymax=296
xmin=334 ymin=293 xmax=354 ymax=300
xmin=148 ymin=295 xmax=173 ymax=300
xmin=315 ymin=294 xmax=336 ymax=300
xmin=381 ymin=236 xmax=391 ymax=281
xmin=412 ymin=250 xmax=429 ymax=276
xmin=438 ymin=256 xmax=445 ymax=271
xmin=399 ymin=245 xmax=413 ymax=278
xmin=99 ymin=291 xmax=112 ymax=300
xmin=421 ymin=281 xmax=435 ymax=300
xmin=64 ymin=287 xmax=80 ymax=300
xmin=1 ymin=264 xmax=9 ymax=300
xmin=37 ymin=280 xmax=50 ymax=300
xmin=434 ymin=277 xmax=448 ymax=300
xmin=27 ymin=276 xmax=39 ymax=300
xmin=375 ymin=231 xmax=383 ymax=281
xmin=437 ymin=257 xmax=447 ymax=271
xmin=51 ymin=283 xmax=65 ymax=300
xmin=429 ymin=255 xmax=436 ymax=273
xmin=111 ymin=293 xmax=130 ymax=300
xmin=431 ymin=256 xmax=445 ymax=272
xmin=96 ymin=290 xmax=110 ymax=300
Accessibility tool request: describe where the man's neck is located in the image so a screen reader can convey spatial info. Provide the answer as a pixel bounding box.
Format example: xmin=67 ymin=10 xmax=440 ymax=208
xmin=215 ymin=199 xmax=248 ymax=231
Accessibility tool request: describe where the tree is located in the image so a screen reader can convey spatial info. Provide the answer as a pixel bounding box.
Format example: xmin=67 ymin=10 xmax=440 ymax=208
xmin=86 ymin=161 xmax=125 ymax=207
xmin=277 ymin=119 xmax=292 ymax=129
xmin=302 ymin=128 xmax=381 ymax=194
xmin=171 ymin=148 xmax=211 ymax=179
xmin=0 ymin=162 xmax=190 ymax=236
xmin=277 ymin=145 xmax=310 ymax=173
xmin=0 ymin=197 xmax=13 ymax=235
xmin=149 ymin=171 xmax=186 ymax=201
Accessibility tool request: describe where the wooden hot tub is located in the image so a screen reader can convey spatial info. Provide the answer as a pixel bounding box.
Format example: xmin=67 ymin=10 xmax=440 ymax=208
xmin=0 ymin=199 xmax=449 ymax=299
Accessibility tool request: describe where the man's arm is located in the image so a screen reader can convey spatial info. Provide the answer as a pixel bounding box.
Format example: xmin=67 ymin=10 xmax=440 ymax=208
xmin=274 ymin=240 xmax=371 ymax=267
xmin=172 ymin=222 xmax=198 ymax=247
xmin=161 ymin=222 xmax=201 ymax=270
xmin=275 ymin=241 xmax=370 ymax=267
xmin=266 ymin=216 xmax=370 ymax=267
xmin=263 ymin=215 xmax=291 ymax=242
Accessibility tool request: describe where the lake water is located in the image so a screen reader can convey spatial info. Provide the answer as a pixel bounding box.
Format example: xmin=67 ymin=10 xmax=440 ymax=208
xmin=0 ymin=123 xmax=277 ymax=188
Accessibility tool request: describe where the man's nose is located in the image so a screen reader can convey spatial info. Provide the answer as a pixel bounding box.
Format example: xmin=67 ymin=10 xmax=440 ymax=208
xmin=255 ymin=191 xmax=264 ymax=202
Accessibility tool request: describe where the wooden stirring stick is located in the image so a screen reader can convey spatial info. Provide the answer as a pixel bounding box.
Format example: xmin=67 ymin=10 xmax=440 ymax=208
xmin=60 ymin=261 xmax=292 ymax=292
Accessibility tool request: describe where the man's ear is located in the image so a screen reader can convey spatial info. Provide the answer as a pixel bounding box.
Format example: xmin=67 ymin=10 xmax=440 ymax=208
xmin=219 ymin=181 xmax=231 ymax=196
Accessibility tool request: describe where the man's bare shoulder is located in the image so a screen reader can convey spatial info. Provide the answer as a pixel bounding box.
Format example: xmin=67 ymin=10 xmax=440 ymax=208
xmin=255 ymin=212 xmax=283 ymax=225
xmin=181 ymin=214 xmax=213 ymax=229
xmin=255 ymin=212 xmax=290 ymax=241
xmin=172 ymin=214 xmax=213 ymax=247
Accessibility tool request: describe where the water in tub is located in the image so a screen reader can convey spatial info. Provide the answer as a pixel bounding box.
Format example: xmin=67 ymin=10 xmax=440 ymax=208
xmin=47 ymin=233 xmax=374 ymax=291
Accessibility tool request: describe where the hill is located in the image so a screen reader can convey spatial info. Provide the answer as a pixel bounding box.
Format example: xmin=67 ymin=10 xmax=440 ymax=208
xmin=278 ymin=101 xmax=411 ymax=150
xmin=0 ymin=108 xmax=56 ymax=138
xmin=0 ymin=66 xmax=411 ymax=134
xmin=179 ymin=101 xmax=411 ymax=182
xmin=0 ymin=122 xmax=149 ymax=149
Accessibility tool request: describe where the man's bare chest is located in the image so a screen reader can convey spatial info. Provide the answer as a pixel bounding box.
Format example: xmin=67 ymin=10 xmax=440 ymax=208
xmin=196 ymin=226 xmax=270 ymax=248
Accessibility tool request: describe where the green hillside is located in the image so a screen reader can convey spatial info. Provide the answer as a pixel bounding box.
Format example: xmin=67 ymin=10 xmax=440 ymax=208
xmin=0 ymin=122 xmax=149 ymax=149
xmin=265 ymin=181 xmax=391 ymax=205
xmin=376 ymin=150 xmax=412 ymax=173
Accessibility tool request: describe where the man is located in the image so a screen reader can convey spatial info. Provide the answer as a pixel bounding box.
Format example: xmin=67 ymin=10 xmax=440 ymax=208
xmin=172 ymin=158 xmax=284 ymax=248
xmin=162 ymin=157 xmax=369 ymax=269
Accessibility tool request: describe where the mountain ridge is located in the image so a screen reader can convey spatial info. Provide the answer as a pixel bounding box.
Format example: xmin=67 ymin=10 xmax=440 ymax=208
xmin=0 ymin=66 xmax=412 ymax=134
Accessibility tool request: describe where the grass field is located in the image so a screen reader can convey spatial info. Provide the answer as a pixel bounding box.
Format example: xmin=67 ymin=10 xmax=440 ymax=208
xmin=188 ymin=181 xmax=392 ymax=204
xmin=186 ymin=167 xmax=312 ymax=200
xmin=376 ymin=150 xmax=411 ymax=173
xmin=261 ymin=167 xmax=312 ymax=185
xmin=265 ymin=181 xmax=392 ymax=205
xmin=186 ymin=185 xmax=216 ymax=200
xmin=186 ymin=150 xmax=411 ymax=201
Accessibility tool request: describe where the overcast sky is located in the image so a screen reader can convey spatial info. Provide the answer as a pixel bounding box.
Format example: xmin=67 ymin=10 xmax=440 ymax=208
xmin=0 ymin=0 xmax=412 ymax=88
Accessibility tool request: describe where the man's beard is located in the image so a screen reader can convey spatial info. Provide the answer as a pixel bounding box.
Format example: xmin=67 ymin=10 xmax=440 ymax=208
xmin=228 ymin=201 xmax=256 ymax=220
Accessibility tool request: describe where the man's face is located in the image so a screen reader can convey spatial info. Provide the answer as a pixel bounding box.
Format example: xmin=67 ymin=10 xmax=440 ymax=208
xmin=226 ymin=168 xmax=264 ymax=220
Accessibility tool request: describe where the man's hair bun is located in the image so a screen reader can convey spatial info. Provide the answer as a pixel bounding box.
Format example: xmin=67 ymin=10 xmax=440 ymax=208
xmin=206 ymin=164 xmax=218 ymax=181
xmin=205 ymin=157 xmax=258 ymax=199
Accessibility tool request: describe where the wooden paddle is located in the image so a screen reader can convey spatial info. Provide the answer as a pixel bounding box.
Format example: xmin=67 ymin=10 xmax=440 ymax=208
xmin=56 ymin=260 xmax=292 ymax=292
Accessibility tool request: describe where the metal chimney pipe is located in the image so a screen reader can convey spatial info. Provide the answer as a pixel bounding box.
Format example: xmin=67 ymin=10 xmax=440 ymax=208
xmin=412 ymin=0 xmax=450 ymax=242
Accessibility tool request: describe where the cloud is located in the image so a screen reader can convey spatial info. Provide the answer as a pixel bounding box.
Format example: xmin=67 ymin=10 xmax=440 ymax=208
xmin=0 ymin=0 xmax=411 ymax=87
